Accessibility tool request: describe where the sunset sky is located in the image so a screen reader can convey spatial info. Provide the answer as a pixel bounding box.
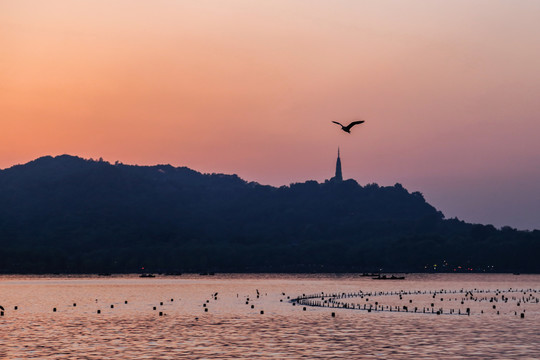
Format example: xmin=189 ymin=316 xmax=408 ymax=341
xmin=2 ymin=0 xmax=540 ymax=229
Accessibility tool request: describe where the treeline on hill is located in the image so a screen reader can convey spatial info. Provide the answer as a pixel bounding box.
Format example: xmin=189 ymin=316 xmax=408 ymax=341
xmin=0 ymin=155 xmax=538 ymax=273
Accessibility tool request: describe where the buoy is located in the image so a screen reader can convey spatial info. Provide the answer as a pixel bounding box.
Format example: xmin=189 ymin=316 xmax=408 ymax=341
xmin=125 ymin=301 xmax=128 ymax=304
xmin=521 ymin=313 xmax=525 ymax=318
xmin=14 ymin=306 xmax=18 ymax=310
xmin=73 ymin=303 xmax=76 ymax=307
xmin=97 ymin=310 xmax=101 ymax=314
xmin=160 ymin=302 xmax=163 ymax=306
xmin=204 ymin=308 xmax=208 ymax=312
xmin=110 ymin=305 xmax=114 ymax=309
xmin=153 ymin=306 xmax=157 ymax=310
xmin=260 ymin=310 xmax=264 ymax=314
xmin=303 ymin=307 xmax=306 ymax=311
xmin=159 ymin=312 xmax=163 ymax=316
xmin=331 ymin=312 xmax=335 ymax=317
xmin=53 ymin=308 xmax=57 ymax=312
xmin=251 ymin=305 xmax=254 ymax=309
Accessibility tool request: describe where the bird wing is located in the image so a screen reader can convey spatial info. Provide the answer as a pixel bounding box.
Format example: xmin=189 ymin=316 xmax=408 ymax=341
xmin=332 ymin=121 xmax=344 ymax=127
xmin=347 ymin=120 xmax=365 ymax=128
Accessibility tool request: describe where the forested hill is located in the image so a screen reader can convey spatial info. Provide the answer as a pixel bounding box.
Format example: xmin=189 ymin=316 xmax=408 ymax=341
xmin=0 ymin=155 xmax=538 ymax=273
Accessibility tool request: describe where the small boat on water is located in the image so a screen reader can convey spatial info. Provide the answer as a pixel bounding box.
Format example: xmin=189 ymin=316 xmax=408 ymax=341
xmin=372 ymin=274 xmax=405 ymax=280
xmin=139 ymin=273 xmax=156 ymax=278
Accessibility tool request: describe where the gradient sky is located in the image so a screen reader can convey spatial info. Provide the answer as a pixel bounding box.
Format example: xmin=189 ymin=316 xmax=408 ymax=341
xmin=2 ymin=0 xmax=540 ymax=229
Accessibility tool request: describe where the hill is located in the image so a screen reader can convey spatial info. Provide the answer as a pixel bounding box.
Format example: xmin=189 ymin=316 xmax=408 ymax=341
xmin=0 ymin=155 xmax=538 ymax=273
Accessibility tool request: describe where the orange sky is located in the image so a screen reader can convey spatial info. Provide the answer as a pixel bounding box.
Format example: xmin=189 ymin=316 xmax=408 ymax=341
xmin=2 ymin=0 xmax=540 ymax=229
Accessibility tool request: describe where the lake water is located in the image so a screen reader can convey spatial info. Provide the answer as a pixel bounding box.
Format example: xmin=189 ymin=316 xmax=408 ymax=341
xmin=1 ymin=274 xmax=539 ymax=359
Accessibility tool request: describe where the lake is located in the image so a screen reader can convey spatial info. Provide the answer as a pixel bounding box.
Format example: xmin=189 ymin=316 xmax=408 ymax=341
xmin=1 ymin=274 xmax=539 ymax=359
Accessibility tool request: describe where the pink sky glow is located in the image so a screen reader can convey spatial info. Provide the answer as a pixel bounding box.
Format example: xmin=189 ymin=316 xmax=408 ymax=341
xmin=2 ymin=0 xmax=540 ymax=229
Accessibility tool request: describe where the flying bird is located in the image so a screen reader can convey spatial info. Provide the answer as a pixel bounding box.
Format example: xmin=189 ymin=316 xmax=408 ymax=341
xmin=332 ymin=120 xmax=365 ymax=133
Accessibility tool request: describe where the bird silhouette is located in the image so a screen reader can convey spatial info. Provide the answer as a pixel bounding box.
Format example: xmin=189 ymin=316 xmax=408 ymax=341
xmin=332 ymin=120 xmax=365 ymax=133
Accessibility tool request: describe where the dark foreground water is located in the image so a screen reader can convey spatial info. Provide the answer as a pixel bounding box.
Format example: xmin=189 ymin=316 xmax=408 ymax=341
xmin=1 ymin=274 xmax=539 ymax=359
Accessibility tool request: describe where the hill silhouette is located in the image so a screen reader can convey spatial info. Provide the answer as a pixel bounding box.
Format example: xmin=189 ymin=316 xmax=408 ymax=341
xmin=0 ymin=155 xmax=538 ymax=273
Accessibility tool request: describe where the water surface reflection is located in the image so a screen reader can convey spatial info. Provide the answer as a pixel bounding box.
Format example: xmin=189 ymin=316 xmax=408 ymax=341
xmin=1 ymin=274 xmax=539 ymax=359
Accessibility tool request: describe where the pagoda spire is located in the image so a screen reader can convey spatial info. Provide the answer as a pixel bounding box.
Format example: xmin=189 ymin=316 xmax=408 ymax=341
xmin=335 ymin=147 xmax=343 ymax=182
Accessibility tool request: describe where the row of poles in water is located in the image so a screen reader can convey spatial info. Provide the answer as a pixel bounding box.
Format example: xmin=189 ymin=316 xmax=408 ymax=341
xmin=291 ymin=288 xmax=539 ymax=318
